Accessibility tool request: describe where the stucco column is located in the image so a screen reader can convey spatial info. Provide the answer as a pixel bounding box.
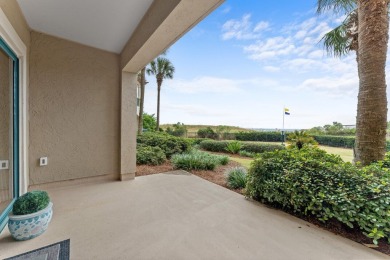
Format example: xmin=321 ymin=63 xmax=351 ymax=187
xmin=120 ymin=71 xmax=137 ymax=181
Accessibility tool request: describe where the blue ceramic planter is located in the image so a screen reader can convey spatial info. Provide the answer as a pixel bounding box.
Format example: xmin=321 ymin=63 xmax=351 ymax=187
xmin=8 ymin=202 xmax=53 ymax=241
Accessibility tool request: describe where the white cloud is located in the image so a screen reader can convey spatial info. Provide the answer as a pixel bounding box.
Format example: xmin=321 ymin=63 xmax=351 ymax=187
xmin=299 ymin=73 xmax=358 ymax=97
xmin=244 ymin=37 xmax=295 ymax=60
xmin=308 ymin=50 xmax=324 ymax=59
xmin=263 ymin=66 xmax=280 ymax=72
xmin=254 ymin=21 xmax=270 ymax=32
xmin=222 ymin=14 xmax=269 ymax=40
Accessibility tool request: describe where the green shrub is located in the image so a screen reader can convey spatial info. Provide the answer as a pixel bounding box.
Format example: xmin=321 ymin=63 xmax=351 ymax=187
xmin=226 ymin=167 xmax=247 ymax=189
xmin=171 ymin=150 xmax=229 ymax=171
xmin=142 ymin=113 xmax=157 ymax=132
xmin=246 ymin=147 xmax=390 ymax=244
xmin=239 ymin=150 xmax=256 ymax=158
xmin=241 ymin=143 xmax=285 ymax=153
xmin=197 ymin=127 xmax=218 ymax=139
xmin=136 ymin=146 xmax=166 ymax=165
xmin=13 ymin=190 xmax=50 ymax=215
xmin=137 ymin=132 xmax=191 ymax=158
xmin=235 ymin=131 xmax=283 ymax=142
xmin=199 ymin=140 xmax=230 ymax=152
xmin=226 ymin=141 xmax=242 ymax=154
xmin=186 ymin=138 xmax=211 ymax=145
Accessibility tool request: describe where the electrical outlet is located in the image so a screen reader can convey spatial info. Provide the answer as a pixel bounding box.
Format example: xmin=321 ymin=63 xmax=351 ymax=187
xmin=0 ymin=160 xmax=8 ymax=170
xmin=40 ymin=157 xmax=48 ymax=166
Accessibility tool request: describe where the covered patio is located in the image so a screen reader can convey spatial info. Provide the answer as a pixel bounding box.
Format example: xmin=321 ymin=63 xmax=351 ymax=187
xmin=0 ymin=172 xmax=387 ymax=259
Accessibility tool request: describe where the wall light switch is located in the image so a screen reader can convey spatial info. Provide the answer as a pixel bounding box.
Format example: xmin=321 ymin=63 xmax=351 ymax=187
xmin=40 ymin=157 xmax=48 ymax=166
xmin=0 ymin=160 xmax=9 ymax=170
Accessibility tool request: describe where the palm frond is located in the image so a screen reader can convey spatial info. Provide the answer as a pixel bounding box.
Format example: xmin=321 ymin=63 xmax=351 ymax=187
xmin=321 ymin=24 xmax=350 ymax=57
xmin=317 ymin=0 xmax=356 ymax=14
xmin=146 ymin=60 xmax=157 ymax=76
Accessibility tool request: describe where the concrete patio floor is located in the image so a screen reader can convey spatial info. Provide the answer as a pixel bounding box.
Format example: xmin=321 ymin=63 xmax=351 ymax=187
xmin=0 ymin=171 xmax=388 ymax=260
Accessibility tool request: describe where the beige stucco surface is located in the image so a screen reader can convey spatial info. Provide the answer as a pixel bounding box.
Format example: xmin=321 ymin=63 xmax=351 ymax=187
xmin=0 ymin=173 xmax=388 ymax=259
xmin=29 ymin=31 xmax=121 ymax=185
xmin=120 ymin=72 xmax=137 ymax=180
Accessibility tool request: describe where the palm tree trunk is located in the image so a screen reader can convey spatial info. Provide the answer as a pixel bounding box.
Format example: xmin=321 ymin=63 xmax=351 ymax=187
xmin=156 ymin=84 xmax=161 ymax=131
xmin=354 ymin=0 xmax=389 ymax=165
xmin=138 ymin=67 xmax=146 ymax=135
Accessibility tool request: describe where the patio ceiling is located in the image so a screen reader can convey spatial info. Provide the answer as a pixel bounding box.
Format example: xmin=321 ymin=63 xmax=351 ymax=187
xmin=16 ymin=0 xmax=154 ymax=53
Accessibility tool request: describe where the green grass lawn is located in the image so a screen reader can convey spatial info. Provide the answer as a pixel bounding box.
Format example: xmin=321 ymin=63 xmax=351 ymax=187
xmin=229 ymin=143 xmax=354 ymax=168
xmin=229 ymin=157 xmax=253 ymax=168
xmin=319 ymin=145 xmax=353 ymax=162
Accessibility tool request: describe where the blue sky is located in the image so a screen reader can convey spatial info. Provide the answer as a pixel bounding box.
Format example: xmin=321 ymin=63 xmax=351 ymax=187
xmin=144 ymin=0 xmax=387 ymax=129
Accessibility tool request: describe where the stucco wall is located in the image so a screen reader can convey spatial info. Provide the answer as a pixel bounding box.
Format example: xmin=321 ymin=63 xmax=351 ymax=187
xmin=29 ymin=31 xmax=120 ymax=185
xmin=0 ymin=0 xmax=30 ymax=48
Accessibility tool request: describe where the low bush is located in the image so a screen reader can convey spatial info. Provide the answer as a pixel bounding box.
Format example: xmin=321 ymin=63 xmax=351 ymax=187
xmin=239 ymin=150 xmax=256 ymax=158
xmin=235 ymin=131 xmax=282 ymax=142
xmin=199 ymin=140 xmax=229 ymax=152
xmin=137 ymin=132 xmax=191 ymax=158
xmin=226 ymin=167 xmax=247 ymax=189
xmin=171 ymin=150 xmax=229 ymax=171
xmin=13 ymin=190 xmax=50 ymax=215
xmin=226 ymin=141 xmax=242 ymax=154
xmin=246 ymin=147 xmax=390 ymax=244
xmin=136 ymin=146 xmax=166 ymax=165
xmin=186 ymin=138 xmax=211 ymax=145
xmin=241 ymin=142 xmax=285 ymax=153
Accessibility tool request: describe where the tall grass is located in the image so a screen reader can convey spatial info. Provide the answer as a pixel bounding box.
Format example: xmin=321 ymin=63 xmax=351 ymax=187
xmin=226 ymin=167 xmax=247 ymax=189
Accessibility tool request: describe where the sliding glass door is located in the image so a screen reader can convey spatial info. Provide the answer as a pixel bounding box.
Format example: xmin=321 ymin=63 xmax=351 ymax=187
xmin=0 ymin=37 xmax=19 ymax=230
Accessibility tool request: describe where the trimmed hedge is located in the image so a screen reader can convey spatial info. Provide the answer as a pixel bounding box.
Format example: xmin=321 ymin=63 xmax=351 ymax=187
xmin=137 ymin=132 xmax=191 ymax=158
xmin=199 ymin=140 xmax=230 ymax=152
xmin=246 ymin=147 xmax=390 ymax=244
xmin=312 ymin=135 xmax=355 ymax=148
xmin=199 ymin=140 xmax=284 ymax=154
xmin=235 ymin=131 xmax=282 ymax=142
xmin=241 ymin=142 xmax=285 ymax=153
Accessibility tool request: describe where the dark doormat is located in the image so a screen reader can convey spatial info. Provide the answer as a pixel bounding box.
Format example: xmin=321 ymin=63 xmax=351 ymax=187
xmin=4 ymin=239 xmax=70 ymax=260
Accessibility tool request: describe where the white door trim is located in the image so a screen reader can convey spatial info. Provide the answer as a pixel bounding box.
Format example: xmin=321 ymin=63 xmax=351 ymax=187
xmin=0 ymin=8 xmax=28 ymax=195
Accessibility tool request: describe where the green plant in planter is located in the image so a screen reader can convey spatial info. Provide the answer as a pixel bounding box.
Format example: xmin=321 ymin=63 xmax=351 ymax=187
xmin=13 ymin=190 xmax=50 ymax=215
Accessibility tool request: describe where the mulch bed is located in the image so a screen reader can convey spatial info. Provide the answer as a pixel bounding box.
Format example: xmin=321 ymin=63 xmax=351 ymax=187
xmin=136 ymin=158 xmax=390 ymax=256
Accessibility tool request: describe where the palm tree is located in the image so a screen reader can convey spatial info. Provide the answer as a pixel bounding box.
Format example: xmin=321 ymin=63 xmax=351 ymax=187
xmin=318 ymin=0 xmax=389 ymax=165
xmin=287 ymin=130 xmax=318 ymax=150
xmin=137 ymin=67 xmax=146 ymax=135
xmin=146 ymin=57 xmax=175 ymax=131
xmin=137 ymin=50 xmax=168 ymax=135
